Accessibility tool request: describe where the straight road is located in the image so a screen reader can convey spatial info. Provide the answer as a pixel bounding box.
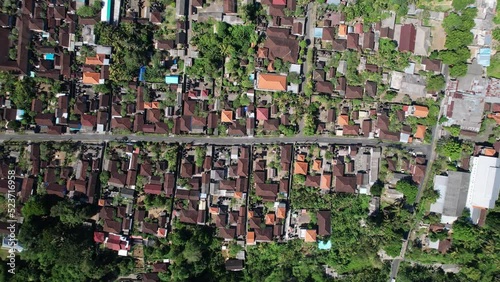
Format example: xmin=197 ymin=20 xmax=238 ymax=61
xmin=389 ymin=97 xmax=447 ymax=281
xmin=0 ymin=132 xmax=429 ymax=151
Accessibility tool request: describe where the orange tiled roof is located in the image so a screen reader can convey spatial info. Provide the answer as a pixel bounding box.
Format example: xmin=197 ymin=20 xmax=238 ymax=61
xmin=221 ymin=110 xmax=233 ymax=122
xmin=338 ymin=114 xmax=349 ymax=126
xmin=338 ymin=24 xmax=347 ymax=36
xmin=297 ymin=153 xmax=306 ymax=162
xmin=413 ymin=105 xmax=429 ymax=118
xmin=209 ymin=206 xmax=219 ymax=214
xmin=82 ymin=72 xmax=101 ymax=84
xmin=312 ymin=159 xmax=322 ymax=171
xmin=248 ymin=210 xmax=254 ymax=218
xmin=257 ymin=73 xmax=287 ymax=91
xmin=294 ymin=161 xmax=308 ymax=175
xmin=488 ymin=113 xmax=500 ymax=124
xmin=234 ymin=192 xmax=243 ymax=198
xmin=320 ymin=173 xmax=332 ymax=190
xmin=483 ymin=148 xmax=496 ymax=156
xmin=247 ymin=231 xmax=255 ymax=245
xmin=144 ymin=102 xmax=160 ymax=109
xmin=276 ymin=207 xmax=286 ymax=219
xmin=305 ymin=229 xmax=317 ymax=242
xmin=85 ymin=54 xmax=106 ymax=65
xmin=414 ymin=125 xmax=426 ymax=140
xmin=265 ymin=213 xmax=276 ymax=225
xmin=257 ymin=47 xmax=269 ymax=58
xmin=267 ymin=61 xmax=275 ymax=72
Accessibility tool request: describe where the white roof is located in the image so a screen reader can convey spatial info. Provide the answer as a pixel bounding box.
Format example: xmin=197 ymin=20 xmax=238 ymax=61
xmin=430 ymin=175 xmax=448 ymax=214
xmin=466 ymin=156 xmax=500 ymax=209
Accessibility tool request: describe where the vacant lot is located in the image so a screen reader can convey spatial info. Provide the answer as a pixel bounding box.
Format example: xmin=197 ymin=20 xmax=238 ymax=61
xmin=430 ymin=20 xmax=446 ymax=51
xmin=487 ymin=53 xmax=500 ymax=79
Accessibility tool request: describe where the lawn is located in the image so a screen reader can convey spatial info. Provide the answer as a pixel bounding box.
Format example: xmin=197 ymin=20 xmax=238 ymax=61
xmin=487 ymin=53 xmax=500 ymax=79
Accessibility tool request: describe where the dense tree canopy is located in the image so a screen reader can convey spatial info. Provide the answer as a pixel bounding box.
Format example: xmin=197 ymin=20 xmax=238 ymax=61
xmin=426 ymin=75 xmax=446 ymax=92
xmin=395 ymin=179 xmax=418 ymax=204
xmin=1 ymin=195 xmax=134 ymax=282
xmin=452 ymin=0 xmax=475 ymax=11
xmin=95 ymin=22 xmax=153 ymax=81
xmin=188 ymin=21 xmax=256 ymax=79
xmin=438 ymin=8 xmax=477 ymax=77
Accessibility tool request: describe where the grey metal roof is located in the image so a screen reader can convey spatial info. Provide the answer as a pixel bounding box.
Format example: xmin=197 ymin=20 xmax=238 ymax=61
xmin=442 ymin=171 xmax=470 ymax=217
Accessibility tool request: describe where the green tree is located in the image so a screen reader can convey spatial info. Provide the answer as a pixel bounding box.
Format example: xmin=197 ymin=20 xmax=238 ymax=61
xmin=493 ymin=28 xmax=500 ymax=41
xmin=452 ymin=0 xmax=474 ymax=11
xmin=443 ymin=125 xmax=461 ymax=137
xmin=449 ymin=63 xmax=468 ymax=78
xmin=22 ymin=196 xmax=51 ymax=218
xmin=437 ymin=138 xmax=463 ymax=161
xmin=99 ymin=171 xmax=110 ymax=184
xmin=370 ymin=180 xmax=384 ymax=196
xmin=50 ymin=200 xmax=94 ymax=226
xmin=395 ymin=179 xmax=418 ymax=204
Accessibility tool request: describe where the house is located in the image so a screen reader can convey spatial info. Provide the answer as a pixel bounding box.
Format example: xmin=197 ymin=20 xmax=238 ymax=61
xmin=225 ymin=259 xmax=244 ymax=271
xmin=255 ymin=183 xmax=278 ymax=201
xmin=322 ymin=27 xmax=335 ymax=42
xmin=335 ymin=175 xmax=356 ymax=193
xmin=83 ymin=72 xmax=103 ymax=84
xmin=144 ymin=184 xmax=163 ymax=195
xmin=256 ymin=108 xmax=269 ymax=121
xmin=391 ymin=73 xmax=427 ymax=100
xmin=414 ymin=26 xmax=431 ymax=56
xmin=303 ymin=229 xmax=317 ymax=242
xmin=380 ymin=27 xmax=394 ymax=39
xmin=466 ymin=156 xmax=500 ymax=225
xmin=305 ymin=175 xmax=321 ymax=187
xmin=363 ymin=32 xmax=375 ymax=49
xmin=343 ymin=125 xmax=360 ymax=136
xmin=317 ymin=210 xmax=331 ymax=236
xmin=315 ymin=81 xmax=334 ymax=94
xmin=365 ymin=81 xmax=377 ymax=97
xmin=345 ymin=86 xmax=363 ymax=99
xmin=338 ymin=24 xmax=347 ymax=36
xmin=221 ymin=110 xmax=233 ymax=123
xmin=256 ymin=73 xmax=287 ymax=91
xmin=443 ymin=91 xmax=485 ymax=133
xmin=430 ymin=172 xmax=471 ymax=224
xmin=320 ymin=173 xmax=332 ymax=190
xmin=347 ymin=33 xmax=359 ymax=49
xmin=338 ymin=114 xmax=349 ymax=126
xmin=294 ymin=161 xmax=308 ymax=175
xmin=414 ymin=125 xmax=427 ymax=140
xmin=422 ymin=58 xmax=442 ymax=73
xmin=223 ymin=0 xmax=237 ymax=14
xmin=408 ymin=105 xmax=429 ymax=118
xmin=263 ymin=31 xmax=299 ymax=63
xmin=398 ymin=24 xmax=416 ymax=52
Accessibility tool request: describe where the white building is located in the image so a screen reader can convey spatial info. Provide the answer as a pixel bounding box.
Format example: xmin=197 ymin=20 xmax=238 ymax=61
xmin=466 ymin=156 xmax=500 ymax=224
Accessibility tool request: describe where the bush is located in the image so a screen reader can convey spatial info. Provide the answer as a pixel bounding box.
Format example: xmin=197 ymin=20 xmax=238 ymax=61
xmin=452 ymin=0 xmax=474 ymax=11
xmin=426 ymin=75 xmax=446 ymax=92
xmin=395 ymin=179 xmax=418 ymax=204
xmin=443 ymin=125 xmax=461 ymax=137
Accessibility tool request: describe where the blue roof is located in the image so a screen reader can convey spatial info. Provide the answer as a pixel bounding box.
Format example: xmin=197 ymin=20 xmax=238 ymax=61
xmin=318 ymin=240 xmax=332 ymax=250
xmin=165 ymin=75 xmax=179 ymax=84
xmin=314 ymin=28 xmax=324 ymax=38
xmin=478 ymin=48 xmax=491 ymax=67
xmin=327 ymin=0 xmax=341 ymax=4
xmin=44 ymin=53 xmax=55 ymax=60
xmin=139 ymin=66 xmax=146 ymax=82
xmin=16 ymin=109 xmax=25 ymax=121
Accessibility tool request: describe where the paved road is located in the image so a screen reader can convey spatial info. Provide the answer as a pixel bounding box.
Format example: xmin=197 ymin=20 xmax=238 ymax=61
xmin=389 ymin=97 xmax=446 ymax=281
xmin=0 ymin=132 xmax=429 ymax=149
